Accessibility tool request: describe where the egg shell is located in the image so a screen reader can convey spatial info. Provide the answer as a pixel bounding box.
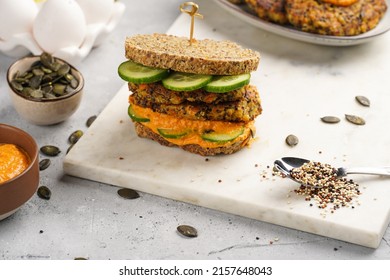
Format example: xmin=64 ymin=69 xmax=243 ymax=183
xmin=33 ymin=0 xmax=87 ymax=53
xmin=0 ymin=0 xmax=38 ymax=40
xmin=76 ymin=0 xmax=114 ymax=24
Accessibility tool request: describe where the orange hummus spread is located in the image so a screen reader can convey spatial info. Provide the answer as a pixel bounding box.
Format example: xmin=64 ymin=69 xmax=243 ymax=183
xmin=0 ymin=144 xmax=30 ymax=184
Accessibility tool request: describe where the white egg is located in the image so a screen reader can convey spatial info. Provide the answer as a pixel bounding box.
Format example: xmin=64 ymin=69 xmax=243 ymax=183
xmin=76 ymin=0 xmax=114 ymax=25
xmin=33 ymin=0 xmax=87 ymax=53
xmin=0 ymin=0 xmax=38 ymax=40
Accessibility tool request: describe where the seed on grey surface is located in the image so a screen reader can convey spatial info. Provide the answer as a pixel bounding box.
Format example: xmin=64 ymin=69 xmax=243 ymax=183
xmin=74 ymin=257 xmax=88 ymax=260
xmin=37 ymin=186 xmax=51 ymax=200
xmin=321 ymin=116 xmax=340 ymax=124
xmin=66 ymin=144 xmax=74 ymax=154
xmin=117 ymin=188 xmax=140 ymax=199
xmin=86 ymin=115 xmax=97 ymax=127
xmin=285 ymin=134 xmax=299 ymax=147
xmin=345 ymin=114 xmax=366 ymax=125
xmin=39 ymin=159 xmax=51 ymax=171
xmin=40 ymin=145 xmax=61 ymax=156
xmin=177 ymin=225 xmax=198 ymax=238
xmin=355 ymin=95 xmax=370 ymax=107
xmin=68 ymin=130 xmax=83 ymax=144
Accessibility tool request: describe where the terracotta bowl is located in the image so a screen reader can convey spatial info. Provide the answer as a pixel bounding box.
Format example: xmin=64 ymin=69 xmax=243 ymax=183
xmin=7 ymin=55 xmax=84 ymax=125
xmin=0 ymin=124 xmax=39 ymax=220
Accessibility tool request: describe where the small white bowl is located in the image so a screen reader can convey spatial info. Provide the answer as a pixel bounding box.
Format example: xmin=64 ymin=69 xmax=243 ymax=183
xmin=7 ymin=55 xmax=84 ymax=125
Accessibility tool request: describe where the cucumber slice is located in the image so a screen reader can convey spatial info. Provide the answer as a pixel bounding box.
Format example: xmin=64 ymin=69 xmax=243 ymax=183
xmin=201 ymin=127 xmax=245 ymax=143
xmin=128 ymin=105 xmax=150 ymax=122
xmin=204 ymin=73 xmax=250 ymax=93
xmin=162 ymin=72 xmax=212 ymax=91
xmin=157 ymin=128 xmax=190 ymax=139
xmin=118 ymin=60 xmax=169 ymax=84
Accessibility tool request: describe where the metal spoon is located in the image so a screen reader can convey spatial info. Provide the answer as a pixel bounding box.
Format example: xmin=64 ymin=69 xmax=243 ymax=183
xmin=273 ymin=157 xmax=390 ymax=188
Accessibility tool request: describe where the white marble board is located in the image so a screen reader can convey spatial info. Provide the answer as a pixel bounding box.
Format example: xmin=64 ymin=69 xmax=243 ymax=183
xmin=63 ymin=5 xmax=390 ymax=248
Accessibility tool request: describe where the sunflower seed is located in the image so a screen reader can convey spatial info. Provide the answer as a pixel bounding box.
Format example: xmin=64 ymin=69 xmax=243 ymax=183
xmin=68 ymin=130 xmax=83 ymax=144
xmin=321 ymin=116 xmax=340 ymax=124
xmin=37 ymin=186 xmax=51 ymax=200
xmin=86 ymin=115 xmax=97 ymax=127
xmin=177 ymin=225 xmax=198 ymax=238
xmin=117 ymin=188 xmax=140 ymax=199
xmin=345 ymin=114 xmax=366 ymax=125
xmin=286 ymin=134 xmax=299 ymax=147
xmin=40 ymin=145 xmax=61 ymax=156
xmin=39 ymin=159 xmax=51 ymax=171
xmin=355 ymin=96 xmax=370 ymax=107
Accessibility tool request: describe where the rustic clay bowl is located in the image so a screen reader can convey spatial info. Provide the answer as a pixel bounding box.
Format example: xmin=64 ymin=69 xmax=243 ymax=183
xmin=7 ymin=55 xmax=84 ymax=125
xmin=0 ymin=124 xmax=39 ymax=220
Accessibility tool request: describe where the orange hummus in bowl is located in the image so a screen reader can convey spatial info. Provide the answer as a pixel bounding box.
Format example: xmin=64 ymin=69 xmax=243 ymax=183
xmin=0 ymin=143 xmax=30 ymax=184
xmin=0 ymin=124 xmax=39 ymax=220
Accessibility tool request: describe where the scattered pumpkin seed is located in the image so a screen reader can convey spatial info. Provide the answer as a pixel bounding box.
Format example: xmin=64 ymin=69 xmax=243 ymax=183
xmin=68 ymin=130 xmax=83 ymax=144
xmin=345 ymin=114 xmax=366 ymax=125
xmin=39 ymin=159 xmax=51 ymax=171
xmin=355 ymin=95 xmax=370 ymax=107
xmin=37 ymin=186 xmax=51 ymax=200
xmin=74 ymin=257 xmax=88 ymax=260
xmin=177 ymin=225 xmax=198 ymax=238
xmin=117 ymin=188 xmax=140 ymax=199
xmin=285 ymin=134 xmax=299 ymax=147
xmin=321 ymin=116 xmax=340 ymax=124
xmin=86 ymin=115 xmax=97 ymax=127
xmin=40 ymin=145 xmax=61 ymax=156
xmin=66 ymin=144 xmax=74 ymax=154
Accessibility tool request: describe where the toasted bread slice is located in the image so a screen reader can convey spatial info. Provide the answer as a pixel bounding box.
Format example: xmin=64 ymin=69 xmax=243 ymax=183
xmin=134 ymin=122 xmax=253 ymax=156
xmin=125 ymin=34 xmax=260 ymax=75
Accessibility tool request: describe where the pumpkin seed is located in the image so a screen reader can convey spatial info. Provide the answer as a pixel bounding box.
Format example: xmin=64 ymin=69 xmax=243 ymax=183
xmin=57 ymin=64 xmax=70 ymax=76
xmin=53 ymin=83 xmax=67 ymax=95
xmin=74 ymin=257 xmax=88 ymax=260
xmin=69 ymin=130 xmax=83 ymax=144
xmin=117 ymin=188 xmax=140 ymax=199
xmin=286 ymin=134 xmax=299 ymax=147
xmin=40 ymin=145 xmax=61 ymax=156
xmin=40 ymin=52 xmax=54 ymax=68
xmin=10 ymin=81 xmax=23 ymax=92
xmin=37 ymin=186 xmax=51 ymax=200
xmin=355 ymin=95 xmax=370 ymax=107
xmin=345 ymin=114 xmax=366 ymax=125
xmin=86 ymin=115 xmax=97 ymax=127
xmin=177 ymin=225 xmax=198 ymax=238
xmin=321 ymin=116 xmax=340 ymax=124
xmin=39 ymin=159 xmax=51 ymax=171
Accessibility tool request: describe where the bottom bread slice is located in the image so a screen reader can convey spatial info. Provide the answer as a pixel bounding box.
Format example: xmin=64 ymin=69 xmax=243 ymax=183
xmin=133 ymin=122 xmax=253 ymax=156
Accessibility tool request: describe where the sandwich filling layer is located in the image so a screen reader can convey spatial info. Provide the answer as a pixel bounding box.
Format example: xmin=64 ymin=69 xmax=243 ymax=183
xmin=128 ymin=102 xmax=255 ymax=149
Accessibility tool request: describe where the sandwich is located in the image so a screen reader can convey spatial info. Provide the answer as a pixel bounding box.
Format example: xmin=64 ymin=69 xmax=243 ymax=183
xmin=118 ymin=33 xmax=262 ymax=156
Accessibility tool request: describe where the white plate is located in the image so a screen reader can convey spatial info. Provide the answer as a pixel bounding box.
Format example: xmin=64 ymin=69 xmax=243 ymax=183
xmin=214 ymin=0 xmax=390 ymax=46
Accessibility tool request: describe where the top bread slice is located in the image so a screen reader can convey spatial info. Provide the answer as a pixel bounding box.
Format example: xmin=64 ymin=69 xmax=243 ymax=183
xmin=125 ymin=33 xmax=260 ymax=75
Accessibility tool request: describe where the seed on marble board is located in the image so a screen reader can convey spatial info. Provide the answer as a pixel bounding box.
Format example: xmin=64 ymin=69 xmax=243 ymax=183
xmin=285 ymin=134 xmax=299 ymax=147
xmin=39 ymin=159 xmax=51 ymax=171
xmin=355 ymin=95 xmax=370 ymax=107
xmin=74 ymin=257 xmax=88 ymax=260
xmin=117 ymin=188 xmax=140 ymax=199
xmin=86 ymin=115 xmax=97 ymax=127
xmin=321 ymin=116 xmax=340 ymax=124
xmin=40 ymin=145 xmax=61 ymax=156
xmin=345 ymin=114 xmax=366 ymax=125
xmin=37 ymin=186 xmax=51 ymax=200
xmin=177 ymin=225 xmax=198 ymax=238
xmin=68 ymin=130 xmax=83 ymax=144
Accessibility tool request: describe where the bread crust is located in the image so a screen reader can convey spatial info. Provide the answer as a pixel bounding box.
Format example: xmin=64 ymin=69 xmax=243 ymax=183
xmin=125 ymin=34 xmax=260 ymax=75
xmin=133 ymin=122 xmax=252 ymax=156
